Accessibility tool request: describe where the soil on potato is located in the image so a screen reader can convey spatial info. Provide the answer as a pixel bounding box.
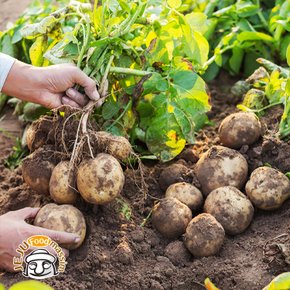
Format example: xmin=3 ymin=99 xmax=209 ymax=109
xmin=1 ymin=2 xmax=290 ymax=290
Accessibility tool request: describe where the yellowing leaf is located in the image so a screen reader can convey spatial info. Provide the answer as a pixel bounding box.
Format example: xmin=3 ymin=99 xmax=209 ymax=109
xmin=165 ymin=130 xmax=186 ymax=156
xmin=204 ymin=278 xmax=220 ymax=290
xmin=168 ymin=104 xmax=174 ymax=113
xmin=286 ymin=44 xmax=290 ymax=67
xmin=29 ymin=35 xmax=47 ymax=66
xmin=263 ymin=272 xmax=290 ymax=290
xmin=9 ymin=280 xmax=54 ymax=290
xmin=167 ymin=0 xmax=181 ymax=9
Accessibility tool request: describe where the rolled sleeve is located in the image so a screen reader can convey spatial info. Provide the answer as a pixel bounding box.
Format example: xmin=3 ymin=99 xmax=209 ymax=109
xmin=0 ymin=53 xmax=16 ymax=92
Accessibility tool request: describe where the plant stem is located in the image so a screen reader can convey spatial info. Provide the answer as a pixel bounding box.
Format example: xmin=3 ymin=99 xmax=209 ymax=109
xmin=250 ymin=101 xmax=283 ymax=113
xmin=77 ymin=22 xmax=91 ymax=68
xmin=109 ymin=67 xmax=153 ymax=76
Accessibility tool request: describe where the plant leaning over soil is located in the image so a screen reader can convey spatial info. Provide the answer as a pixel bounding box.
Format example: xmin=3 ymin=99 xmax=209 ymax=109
xmin=0 ymin=0 xmax=212 ymax=161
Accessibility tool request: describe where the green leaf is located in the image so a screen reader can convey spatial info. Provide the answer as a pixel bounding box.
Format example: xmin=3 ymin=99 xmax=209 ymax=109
xmin=102 ymin=99 xmax=121 ymax=120
xmin=237 ymin=32 xmax=274 ymax=42
xmin=170 ymin=70 xmax=198 ymax=91
xmin=287 ymin=44 xmax=290 ymax=66
xmin=236 ymin=1 xmax=259 ymax=17
xmin=229 ymin=47 xmax=244 ymax=74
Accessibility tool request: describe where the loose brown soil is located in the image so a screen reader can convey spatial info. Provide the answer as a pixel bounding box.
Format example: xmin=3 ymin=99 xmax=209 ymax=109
xmin=0 ymin=2 xmax=290 ymax=289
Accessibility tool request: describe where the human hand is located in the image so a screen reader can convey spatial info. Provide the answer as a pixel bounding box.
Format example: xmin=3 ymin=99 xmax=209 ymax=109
xmin=0 ymin=207 xmax=80 ymax=272
xmin=2 ymin=60 xmax=100 ymax=109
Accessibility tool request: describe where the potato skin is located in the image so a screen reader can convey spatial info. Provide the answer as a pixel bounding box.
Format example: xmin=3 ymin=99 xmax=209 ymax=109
xmin=165 ymin=182 xmax=203 ymax=211
xmin=34 ymin=203 xmax=86 ymax=249
xmin=49 ymin=161 xmax=78 ymax=204
xmin=77 ymin=153 xmax=125 ymax=205
xmin=195 ymin=146 xmax=248 ymax=196
xmin=219 ymin=112 xmax=261 ymax=149
xmin=22 ymin=148 xmax=55 ymax=195
xmin=204 ymin=186 xmax=254 ymax=235
xmin=152 ymin=197 xmax=192 ymax=239
xmin=245 ymin=167 xmax=290 ymax=210
xmin=184 ymin=213 xmax=225 ymax=257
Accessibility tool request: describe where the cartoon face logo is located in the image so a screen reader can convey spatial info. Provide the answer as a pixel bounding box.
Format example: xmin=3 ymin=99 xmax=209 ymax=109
xmin=23 ymin=249 xmax=58 ymax=279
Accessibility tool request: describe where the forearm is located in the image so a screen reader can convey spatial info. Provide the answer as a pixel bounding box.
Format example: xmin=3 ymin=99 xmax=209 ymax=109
xmin=0 ymin=53 xmax=16 ymax=92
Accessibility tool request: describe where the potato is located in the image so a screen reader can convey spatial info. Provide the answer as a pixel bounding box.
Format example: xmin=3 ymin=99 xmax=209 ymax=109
xmin=184 ymin=213 xmax=225 ymax=257
xmin=34 ymin=203 xmax=86 ymax=249
xmin=77 ymin=153 xmax=125 ymax=205
xmin=245 ymin=167 xmax=290 ymax=210
xmin=195 ymin=146 xmax=248 ymax=196
xmin=159 ymin=163 xmax=191 ymax=191
xmin=22 ymin=147 xmax=55 ymax=195
xmin=92 ymin=131 xmax=133 ymax=161
xmin=49 ymin=161 xmax=78 ymax=204
xmin=204 ymin=186 xmax=254 ymax=235
xmin=165 ymin=182 xmax=203 ymax=211
xmin=151 ymin=197 xmax=192 ymax=239
xmin=219 ymin=112 xmax=261 ymax=149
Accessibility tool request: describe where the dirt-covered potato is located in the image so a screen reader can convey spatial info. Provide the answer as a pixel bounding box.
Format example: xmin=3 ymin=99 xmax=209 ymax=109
xmin=195 ymin=146 xmax=248 ymax=196
xmin=204 ymin=186 xmax=254 ymax=235
xmin=92 ymin=131 xmax=133 ymax=161
xmin=165 ymin=182 xmax=203 ymax=211
xmin=22 ymin=147 xmax=56 ymax=195
xmin=152 ymin=197 xmax=192 ymax=239
xmin=77 ymin=153 xmax=125 ymax=205
xmin=159 ymin=163 xmax=192 ymax=191
xmin=49 ymin=161 xmax=78 ymax=204
xmin=184 ymin=213 xmax=225 ymax=257
xmin=34 ymin=203 xmax=86 ymax=249
xmin=245 ymin=167 xmax=290 ymax=210
xmin=219 ymin=112 xmax=262 ymax=149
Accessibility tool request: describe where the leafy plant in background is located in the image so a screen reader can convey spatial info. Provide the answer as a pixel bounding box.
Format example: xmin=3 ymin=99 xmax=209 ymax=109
xmin=0 ymin=0 xmax=211 ymax=161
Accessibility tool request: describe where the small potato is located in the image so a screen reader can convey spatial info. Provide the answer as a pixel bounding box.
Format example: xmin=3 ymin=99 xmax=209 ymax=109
xmin=204 ymin=186 xmax=254 ymax=235
xmin=195 ymin=146 xmax=248 ymax=196
xmin=49 ymin=161 xmax=78 ymax=204
xmin=245 ymin=167 xmax=290 ymax=210
xmin=152 ymin=197 xmax=192 ymax=239
xmin=34 ymin=203 xmax=86 ymax=249
xmin=219 ymin=112 xmax=262 ymax=149
xmin=77 ymin=153 xmax=125 ymax=205
xmin=92 ymin=131 xmax=133 ymax=161
xmin=184 ymin=213 xmax=225 ymax=257
xmin=165 ymin=182 xmax=203 ymax=211
xmin=159 ymin=163 xmax=191 ymax=191
xmin=22 ymin=147 xmax=55 ymax=195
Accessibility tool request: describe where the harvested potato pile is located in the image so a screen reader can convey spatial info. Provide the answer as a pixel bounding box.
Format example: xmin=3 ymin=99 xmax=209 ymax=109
xmin=246 ymin=167 xmax=290 ymax=210
xmin=34 ymin=203 xmax=86 ymax=249
xmin=219 ymin=112 xmax=262 ymax=149
xmin=195 ymin=146 xmax=248 ymax=196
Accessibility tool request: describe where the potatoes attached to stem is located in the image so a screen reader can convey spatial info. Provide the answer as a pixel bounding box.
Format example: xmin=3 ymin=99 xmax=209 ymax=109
xmin=184 ymin=213 xmax=225 ymax=257
xmin=195 ymin=146 xmax=248 ymax=196
xmin=34 ymin=203 xmax=86 ymax=249
xmin=245 ymin=167 xmax=290 ymax=210
xmin=77 ymin=153 xmax=125 ymax=205
xmin=152 ymin=197 xmax=192 ymax=239
xmin=219 ymin=112 xmax=262 ymax=149
xmin=49 ymin=161 xmax=78 ymax=204
xmin=204 ymin=186 xmax=254 ymax=235
xmin=165 ymin=182 xmax=203 ymax=211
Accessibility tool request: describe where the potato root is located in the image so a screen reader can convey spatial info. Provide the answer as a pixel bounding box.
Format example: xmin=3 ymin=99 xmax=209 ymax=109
xmin=219 ymin=112 xmax=262 ymax=149
xmin=49 ymin=161 xmax=78 ymax=204
xmin=34 ymin=203 xmax=86 ymax=249
xmin=77 ymin=153 xmax=125 ymax=205
xmin=152 ymin=197 xmax=192 ymax=239
xmin=165 ymin=182 xmax=203 ymax=211
xmin=245 ymin=167 xmax=290 ymax=210
xmin=204 ymin=186 xmax=254 ymax=235
xmin=22 ymin=147 xmax=56 ymax=195
xmin=195 ymin=146 xmax=248 ymax=196
xmin=184 ymin=213 xmax=225 ymax=257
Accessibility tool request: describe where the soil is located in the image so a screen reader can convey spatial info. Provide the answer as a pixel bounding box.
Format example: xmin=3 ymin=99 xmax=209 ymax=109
xmin=0 ymin=2 xmax=290 ymax=290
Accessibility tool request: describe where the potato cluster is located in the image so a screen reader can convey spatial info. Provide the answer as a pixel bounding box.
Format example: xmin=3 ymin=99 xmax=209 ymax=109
xmin=22 ymin=116 xmax=132 ymax=248
xmin=153 ymin=112 xmax=290 ymax=258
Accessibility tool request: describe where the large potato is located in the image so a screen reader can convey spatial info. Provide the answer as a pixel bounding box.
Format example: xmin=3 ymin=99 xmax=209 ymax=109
xmin=195 ymin=146 xmax=248 ymax=196
xmin=152 ymin=197 xmax=192 ymax=239
xmin=49 ymin=161 xmax=78 ymax=204
xmin=165 ymin=182 xmax=203 ymax=211
xmin=34 ymin=203 xmax=86 ymax=249
xmin=22 ymin=147 xmax=55 ymax=195
xmin=219 ymin=112 xmax=262 ymax=149
xmin=77 ymin=153 xmax=125 ymax=205
xmin=184 ymin=213 xmax=225 ymax=257
xmin=245 ymin=167 xmax=290 ymax=210
xmin=204 ymin=186 xmax=254 ymax=235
